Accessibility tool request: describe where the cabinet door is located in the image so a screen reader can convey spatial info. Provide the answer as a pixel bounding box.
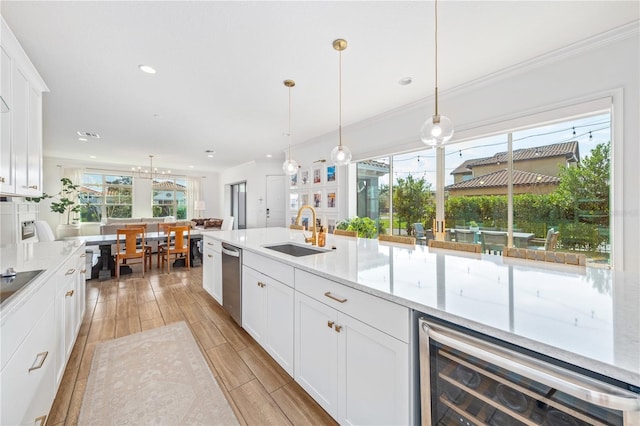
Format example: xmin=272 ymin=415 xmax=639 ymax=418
xmin=337 ymin=312 xmax=409 ymax=426
xmin=264 ymin=277 xmax=294 ymax=376
xmin=0 ymin=47 xmax=13 ymax=193
xmin=11 ymin=67 xmax=28 ymax=195
xmin=294 ymin=291 xmax=338 ymax=418
xmin=241 ymin=266 xmax=265 ymax=343
xmin=203 ymin=245 xmax=215 ymax=296
xmin=26 ymin=86 xmax=42 ymax=196
xmin=212 ymin=247 xmax=222 ymax=303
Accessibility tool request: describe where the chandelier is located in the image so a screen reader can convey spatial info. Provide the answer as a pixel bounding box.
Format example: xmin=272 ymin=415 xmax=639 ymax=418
xmin=131 ymin=155 xmax=174 ymax=180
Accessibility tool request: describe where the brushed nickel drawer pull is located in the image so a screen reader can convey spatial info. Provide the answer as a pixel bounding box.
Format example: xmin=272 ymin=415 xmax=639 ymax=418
xmin=28 ymin=351 xmax=48 ymax=372
xmin=66 ymin=290 xmax=75 ymax=297
xmin=207 ymin=254 xmax=213 ymax=258
xmin=81 ymin=269 xmax=87 ymax=273
xmin=327 ymin=320 xmax=335 ymax=328
xmin=334 ymin=325 xmax=343 ymax=333
xmin=81 ymin=253 xmax=87 ymax=257
xmin=0 ymin=177 xmax=5 ymax=183
xmin=207 ymin=242 xmax=214 ymax=245
xmin=28 ymin=184 xmax=38 ymax=189
xmin=65 ymin=268 xmax=76 ymax=275
xmin=324 ymin=292 xmax=347 ymax=303
xmin=35 ymin=415 xmax=47 ymax=426
xmin=257 ymin=282 xmax=266 ymax=288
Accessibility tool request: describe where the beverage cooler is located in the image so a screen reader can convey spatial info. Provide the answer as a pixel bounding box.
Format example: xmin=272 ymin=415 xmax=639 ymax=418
xmin=419 ymin=318 xmax=640 ymax=425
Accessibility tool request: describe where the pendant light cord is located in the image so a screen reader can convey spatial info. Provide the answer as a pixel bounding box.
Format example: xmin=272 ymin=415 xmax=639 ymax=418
xmin=288 ymin=84 xmax=292 ymax=159
xmin=434 ymin=0 xmax=439 ymax=117
xmin=339 ymin=48 xmax=343 ymax=147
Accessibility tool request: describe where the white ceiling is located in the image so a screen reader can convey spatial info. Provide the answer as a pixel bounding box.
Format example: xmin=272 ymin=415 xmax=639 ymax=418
xmin=2 ymin=1 xmax=638 ymax=174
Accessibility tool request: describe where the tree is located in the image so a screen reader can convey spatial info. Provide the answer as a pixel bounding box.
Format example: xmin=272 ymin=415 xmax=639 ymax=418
xmin=378 ymin=184 xmax=389 ymax=213
xmin=557 ymin=141 xmax=610 ymax=224
xmin=393 ymin=175 xmax=433 ymax=234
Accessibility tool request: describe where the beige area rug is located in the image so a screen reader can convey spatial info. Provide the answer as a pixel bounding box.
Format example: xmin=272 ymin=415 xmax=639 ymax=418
xmin=79 ymin=321 xmax=239 ymax=425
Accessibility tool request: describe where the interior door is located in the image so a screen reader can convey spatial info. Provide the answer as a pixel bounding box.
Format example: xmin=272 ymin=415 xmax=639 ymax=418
xmin=266 ymin=175 xmax=285 ymax=227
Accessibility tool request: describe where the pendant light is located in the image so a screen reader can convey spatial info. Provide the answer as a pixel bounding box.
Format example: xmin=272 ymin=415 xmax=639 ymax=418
xmin=420 ymin=0 xmax=454 ymax=146
xmin=281 ymin=79 xmax=299 ymax=175
xmin=330 ymin=38 xmax=352 ymax=166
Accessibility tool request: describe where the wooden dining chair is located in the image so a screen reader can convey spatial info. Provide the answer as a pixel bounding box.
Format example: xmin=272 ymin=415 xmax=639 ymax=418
xmin=378 ymin=234 xmax=416 ymax=246
xmin=124 ymin=223 xmax=152 ymax=271
xmin=156 ymin=222 xmax=177 ymax=268
xmin=160 ymin=225 xmax=190 ymax=274
xmin=115 ymin=228 xmax=146 ymax=279
xmin=333 ymin=229 xmax=358 ymax=237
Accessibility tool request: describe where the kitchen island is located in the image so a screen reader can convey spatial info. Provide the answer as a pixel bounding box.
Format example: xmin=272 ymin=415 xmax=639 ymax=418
xmin=203 ymin=227 xmax=639 ymax=387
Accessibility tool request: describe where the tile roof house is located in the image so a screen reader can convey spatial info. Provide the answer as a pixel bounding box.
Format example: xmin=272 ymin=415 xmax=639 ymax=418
xmin=447 ymin=142 xmax=579 ymax=196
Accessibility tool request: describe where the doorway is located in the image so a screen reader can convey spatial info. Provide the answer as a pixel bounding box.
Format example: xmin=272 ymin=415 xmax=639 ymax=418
xmin=266 ymin=175 xmax=285 ymax=227
xmin=230 ymin=182 xmax=246 ymax=229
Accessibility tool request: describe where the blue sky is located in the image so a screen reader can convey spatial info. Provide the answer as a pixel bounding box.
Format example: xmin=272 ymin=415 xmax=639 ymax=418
xmin=379 ymin=112 xmax=610 ymax=187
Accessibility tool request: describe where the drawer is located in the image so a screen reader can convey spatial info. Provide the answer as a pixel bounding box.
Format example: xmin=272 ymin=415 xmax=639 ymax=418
xmin=244 ymin=251 xmax=294 ymax=288
xmin=54 ymin=256 xmax=80 ymax=293
xmin=203 ymin=236 xmax=222 ymax=253
xmin=1 ymin=275 xmax=54 ymax=371
xmin=1 ymin=303 xmax=56 ymax=426
xmin=295 ymin=269 xmax=409 ymax=342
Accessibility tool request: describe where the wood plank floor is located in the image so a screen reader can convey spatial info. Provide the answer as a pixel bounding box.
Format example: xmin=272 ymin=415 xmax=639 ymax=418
xmin=49 ymin=264 xmax=337 ymax=426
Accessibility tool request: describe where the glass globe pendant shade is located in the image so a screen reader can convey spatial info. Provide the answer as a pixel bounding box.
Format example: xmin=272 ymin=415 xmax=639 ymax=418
xmin=420 ymin=114 xmax=454 ymax=146
xmin=282 ymin=158 xmax=299 ymax=175
xmin=331 ymin=144 xmax=352 ymax=166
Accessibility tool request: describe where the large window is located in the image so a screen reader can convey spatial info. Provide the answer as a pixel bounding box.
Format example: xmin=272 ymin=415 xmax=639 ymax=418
xmin=357 ymin=112 xmax=611 ymax=266
xmin=79 ymin=173 xmax=133 ymax=222
xmin=152 ymin=178 xmax=187 ymax=219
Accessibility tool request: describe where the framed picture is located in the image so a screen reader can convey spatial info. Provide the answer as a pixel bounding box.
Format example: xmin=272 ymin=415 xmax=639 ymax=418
xmin=326 ymin=217 xmax=337 ymax=234
xmin=313 ymin=191 xmax=322 ymax=209
xmin=300 ymin=216 xmax=310 ymax=230
xmin=326 ymin=165 xmax=336 ymax=183
xmin=289 ymin=192 xmax=298 ymax=210
xmin=313 ymin=166 xmax=322 ymax=185
xmin=300 ymin=192 xmax=309 ymax=207
xmin=300 ymin=169 xmax=310 ymax=185
xmin=326 ymin=190 xmax=337 ymax=209
xmin=290 ymin=171 xmax=298 ymax=188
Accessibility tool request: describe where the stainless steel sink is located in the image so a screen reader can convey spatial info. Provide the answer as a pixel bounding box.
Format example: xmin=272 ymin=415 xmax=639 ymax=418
xmin=263 ymin=243 xmax=330 ymax=257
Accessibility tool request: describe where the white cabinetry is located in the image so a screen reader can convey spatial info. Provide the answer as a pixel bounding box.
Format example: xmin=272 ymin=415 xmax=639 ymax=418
xmin=242 ymin=264 xmax=294 ymax=375
xmin=242 ymin=251 xmax=295 ymax=376
xmin=54 ymin=250 xmax=86 ymax=384
xmin=294 ymin=269 xmax=409 ymax=425
xmin=202 ymin=236 xmax=222 ymax=304
xmin=0 ymin=244 xmax=85 ymax=425
xmin=0 ymin=16 xmax=48 ymax=196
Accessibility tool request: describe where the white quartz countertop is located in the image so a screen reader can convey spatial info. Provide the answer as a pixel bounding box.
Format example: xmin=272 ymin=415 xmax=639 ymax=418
xmin=203 ymin=227 xmax=640 ymax=386
xmin=0 ymin=240 xmax=85 ymax=324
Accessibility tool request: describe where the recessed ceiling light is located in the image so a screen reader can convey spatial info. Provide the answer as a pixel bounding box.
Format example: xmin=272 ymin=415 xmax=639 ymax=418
xmin=266 ymin=154 xmax=272 ymax=158
xmin=138 ymin=64 xmax=156 ymax=74
xmin=205 ymin=149 xmax=215 ymax=158
xmin=188 ymin=165 xmax=194 ymax=169
xmin=398 ymin=77 xmax=413 ymax=86
xmin=89 ymin=155 xmax=96 ymax=159
xmin=78 ymin=137 xmax=87 ymax=142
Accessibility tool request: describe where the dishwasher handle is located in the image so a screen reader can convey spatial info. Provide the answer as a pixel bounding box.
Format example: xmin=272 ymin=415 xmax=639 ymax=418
xmin=221 ymin=245 xmax=241 ymax=257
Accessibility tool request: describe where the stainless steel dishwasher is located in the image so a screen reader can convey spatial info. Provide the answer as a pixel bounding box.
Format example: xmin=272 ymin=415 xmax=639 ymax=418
xmin=221 ymin=243 xmax=242 ymax=326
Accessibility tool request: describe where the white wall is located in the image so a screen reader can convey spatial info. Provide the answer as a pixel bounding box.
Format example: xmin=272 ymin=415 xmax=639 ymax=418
xmin=219 ymin=159 xmax=285 ymax=229
xmin=287 ymin=23 xmax=639 ymax=274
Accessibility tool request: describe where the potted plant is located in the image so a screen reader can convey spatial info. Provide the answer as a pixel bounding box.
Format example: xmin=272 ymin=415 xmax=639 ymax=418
xmin=468 ymin=220 xmax=479 ymax=233
xmin=27 ymin=177 xmax=82 ymax=238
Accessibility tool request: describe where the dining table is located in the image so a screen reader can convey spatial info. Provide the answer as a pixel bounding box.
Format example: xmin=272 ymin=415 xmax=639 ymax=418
xmin=65 ymin=230 xmax=203 ymax=281
xmin=451 ymin=229 xmax=535 ymax=248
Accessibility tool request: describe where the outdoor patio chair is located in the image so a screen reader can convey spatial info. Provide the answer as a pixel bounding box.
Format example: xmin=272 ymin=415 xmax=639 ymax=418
xmin=481 ymin=231 xmax=507 ymax=255
xmin=413 ymin=223 xmax=428 ymax=245
xmin=455 ymin=229 xmax=476 ymax=243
